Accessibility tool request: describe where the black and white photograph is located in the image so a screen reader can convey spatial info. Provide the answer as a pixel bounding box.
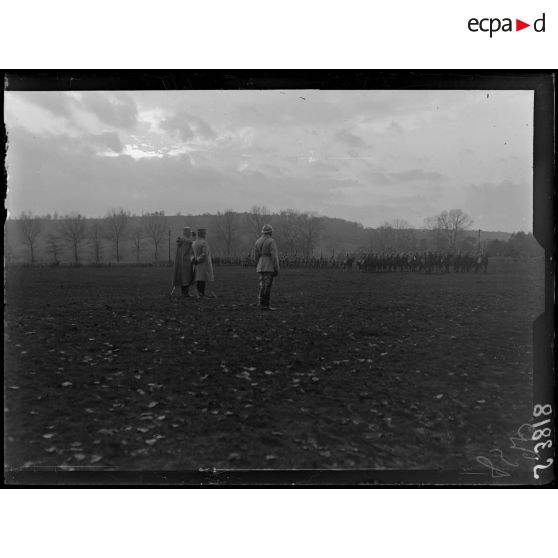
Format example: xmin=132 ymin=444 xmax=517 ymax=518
xmin=3 ymin=73 xmax=553 ymax=485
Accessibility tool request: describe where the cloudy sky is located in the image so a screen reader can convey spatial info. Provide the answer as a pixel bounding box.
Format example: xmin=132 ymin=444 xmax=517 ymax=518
xmin=5 ymin=89 xmax=533 ymax=231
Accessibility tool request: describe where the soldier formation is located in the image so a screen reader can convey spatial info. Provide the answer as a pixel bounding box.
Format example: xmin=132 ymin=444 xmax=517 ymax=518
xmin=214 ymin=250 xmax=489 ymax=274
xmin=355 ymin=251 xmax=489 ymax=274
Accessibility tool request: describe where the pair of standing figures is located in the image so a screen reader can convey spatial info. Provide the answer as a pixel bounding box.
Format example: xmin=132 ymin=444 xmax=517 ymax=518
xmin=172 ymin=224 xmax=280 ymax=309
xmin=172 ymin=227 xmax=214 ymax=298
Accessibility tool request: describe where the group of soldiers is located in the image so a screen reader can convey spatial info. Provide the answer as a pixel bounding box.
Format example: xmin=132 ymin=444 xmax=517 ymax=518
xmin=213 ymin=254 xmax=334 ymax=268
xmin=172 ymin=224 xmax=280 ymax=310
xmin=353 ymin=251 xmax=489 ymax=274
xmin=213 ymin=250 xmax=489 ymax=274
xmin=171 ymin=227 xmax=214 ymax=299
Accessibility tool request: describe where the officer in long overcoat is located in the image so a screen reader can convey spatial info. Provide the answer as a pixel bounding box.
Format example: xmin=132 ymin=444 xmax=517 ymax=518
xmin=172 ymin=226 xmax=195 ymax=297
xmin=254 ymin=224 xmax=280 ymax=310
xmin=192 ymin=228 xmax=214 ymax=298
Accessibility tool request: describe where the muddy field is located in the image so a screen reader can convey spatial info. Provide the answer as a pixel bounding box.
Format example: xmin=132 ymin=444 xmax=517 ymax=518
xmin=4 ymin=260 xmax=545 ymax=479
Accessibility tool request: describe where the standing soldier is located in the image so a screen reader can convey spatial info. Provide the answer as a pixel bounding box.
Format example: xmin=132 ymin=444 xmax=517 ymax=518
xmin=171 ymin=226 xmax=195 ymax=297
xmin=192 ymin=228 xmax=214 ymax=299
xmin=254 ymin=224 xmax=280 ymax=311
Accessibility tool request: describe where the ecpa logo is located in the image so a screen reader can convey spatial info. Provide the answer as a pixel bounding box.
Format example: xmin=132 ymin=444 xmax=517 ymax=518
xmin=468 ymin=12 xmax=546 ymax=37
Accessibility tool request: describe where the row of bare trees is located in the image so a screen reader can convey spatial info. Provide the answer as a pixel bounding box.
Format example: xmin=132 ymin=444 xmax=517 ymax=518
xmin=14 ymin=207 xmax=476 ymax=264
xmin=372 ymin=219 xmax=417 ymax=252
xmin=207 ymin=206 xmax=325 ymax=258
xmin=368 ymin=210 xmax=475 ymax=253
xmin=212 ymin=208 xmax=475 ymax=256
xmin=16 ymin=206 xmax=327 ymax=263
xmin=246 ymin=206 xmax=324 ymax=257
xmin=17 ymin=209 xmax=172 ymax=264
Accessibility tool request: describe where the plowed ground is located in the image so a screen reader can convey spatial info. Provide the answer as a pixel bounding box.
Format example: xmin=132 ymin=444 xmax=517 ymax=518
xmin=4 ymin=260 xmax=544 ymax=476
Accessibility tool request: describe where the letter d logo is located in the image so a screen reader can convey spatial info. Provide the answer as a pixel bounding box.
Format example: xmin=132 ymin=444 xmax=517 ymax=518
xmin=534 ymin=13 xmax=546 ymax=32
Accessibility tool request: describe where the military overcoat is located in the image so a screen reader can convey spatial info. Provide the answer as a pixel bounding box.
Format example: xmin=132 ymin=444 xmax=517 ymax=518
xmin=172 ymin=237 xmax=194 ymax=287
xmin=255 ymin=234 xmax=280 ymax=273
xmin=192 ymin=238 xmax=215 ymax=282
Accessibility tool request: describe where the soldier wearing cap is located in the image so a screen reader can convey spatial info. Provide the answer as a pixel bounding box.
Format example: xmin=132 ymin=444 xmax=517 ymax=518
xmin=254 ymin=224 xmax=280 ymax=310
xmin=192 ymin=228 xmax=214 ymax=298
xmin=172 ymin=226 xmax=195 ymax=297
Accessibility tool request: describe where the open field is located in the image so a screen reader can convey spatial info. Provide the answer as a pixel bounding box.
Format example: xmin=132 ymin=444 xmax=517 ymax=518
xmin=4 ymin=260 xmax=544 ymax=476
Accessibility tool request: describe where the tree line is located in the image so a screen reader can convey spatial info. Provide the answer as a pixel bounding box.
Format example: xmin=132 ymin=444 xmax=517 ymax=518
xmin=484 ymin=232 xmax=543 ymax=259
xmin=16 ymin=209 xmax=172 ymax=265
xmin=8 ymin=207 xmax=539 ymax=265
xmin=11 ymin=207 xmax=331 ymax=265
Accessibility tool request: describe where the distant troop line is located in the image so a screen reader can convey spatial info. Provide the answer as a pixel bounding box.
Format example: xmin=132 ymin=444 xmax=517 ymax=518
xmin=213 ymin=254 xmax=340 ymax=269
xmin=212 ymin=251 xmax=489 ymax=274
xmin=353 ymin=251 xmax=489 ymax=274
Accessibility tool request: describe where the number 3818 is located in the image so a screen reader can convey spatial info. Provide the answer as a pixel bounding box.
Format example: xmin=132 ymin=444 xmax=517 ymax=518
xmin=532 ymin=404 xmax=554 ymax=480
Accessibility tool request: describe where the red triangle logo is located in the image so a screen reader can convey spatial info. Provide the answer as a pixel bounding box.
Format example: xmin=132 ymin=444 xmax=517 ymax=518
xmin=516 ymin=19 xmax=530 ymax=31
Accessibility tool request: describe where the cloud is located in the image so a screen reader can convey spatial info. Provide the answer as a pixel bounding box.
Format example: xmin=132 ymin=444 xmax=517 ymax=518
xmin=364 ymin=170 xmax=392 ymax=186
xmin=159 ymin=111 xmax=216 ymax=142
xmin=80 ymin=92 xmax=138 ymax=129
xmin=389 ymin=169 xmax=445 ymax=182
xmin=88 ymin=131 xmax=123 ymax=153
xmin=312 ymin=161 xmax=339 ymax=173
xmin=335 ymin=128 xmax=366 ymax=148
xmin=20 ymin=91 xmax=75 ymax=119
xmin=461 ymin=179 xmax=532 ymax=232
xmin=262 ymin=163 xmax=285 ymax=176
xmin=359 ymin=168 xmax=447 ymax=197
xmin=346 ymin=149 xmax=361 ymax=158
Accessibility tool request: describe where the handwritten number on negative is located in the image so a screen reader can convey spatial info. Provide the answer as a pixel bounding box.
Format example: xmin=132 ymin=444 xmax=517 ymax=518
xmin=534 ymin=440 xmax=552 ymax=454
xmin=532 ymin=404 xmax=554 ymax=480
xmin=533 ymin=404 xmax=552 ymax=417
xmin=533 ymin=458 xmax=554 ymax=480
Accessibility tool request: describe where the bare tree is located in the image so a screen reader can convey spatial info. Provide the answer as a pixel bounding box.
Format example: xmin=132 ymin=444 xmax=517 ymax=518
xmin=143 ymin=211 xmax=168 ymax=261
xmin=390 ymin=218 xmax=416 ymax=251
xmin=129 ymin=226 xmax=144 ymax=262
xmin=298 ymin=212 xmax=324 ymax=257
xmin=46 ymin=233 xmax=62 ymax=264
xmin=18 ymin=211 xmax=42 ymax=263
xmin=5 ymin=243 xmax=14 ymax=265
xmin=377 ymin=222 xmax=396 ymax=252
xmin=88 ymin=221 xmax=104 ymax=263
xmin=423 ymin=215 xmax=446 ymax=251
xmin=105 ymin=208 xmax=130 ymax=262
xmin=246 ymin=205 xmax=271 ymax=238
xmin=273 ymin=209 xmax=301 ymax=255
xmin=434 ymin=209 xmax=474 ymax=251
xmin=216 ymin=209 xmax=239 ymax=257
xmin=366 ymin=228 xmax=379 ymax=252
xmin=58 ymin=213 xmax=87 ymax=263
